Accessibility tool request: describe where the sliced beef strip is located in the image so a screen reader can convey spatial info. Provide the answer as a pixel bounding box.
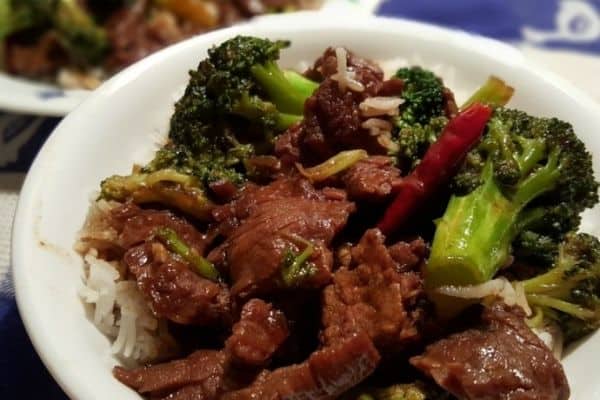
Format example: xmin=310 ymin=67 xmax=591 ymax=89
xmin=113 ymin=349 xmax=228 ymax=399
xmin=117 ymin=205 xmax=209 ymax=254
xmin=225 ymin=299 xmax=289 ymax=367
xmin=124 ymin=242 xmax=231 ymax=326
xmin=321 ymin=229 xmax=425 ymax=353
xmin=221 ymin=332 xmax=380 ymax=400
xmin=209 ymin=177 xmax=354 ymax=298
xmin=410 ymin=302 xmax=570 ymax=400
xmin=222 ymin=196 xmax=353 ymax=297
xmin=341 ymin=156 xmax=403 ymax=202
xmin=114 ymin=299 xmax=287 ymax=399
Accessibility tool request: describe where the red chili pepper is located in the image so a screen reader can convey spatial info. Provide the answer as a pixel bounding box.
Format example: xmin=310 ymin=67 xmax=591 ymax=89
xmin=377 ymin=103 xmax=492 ymax=235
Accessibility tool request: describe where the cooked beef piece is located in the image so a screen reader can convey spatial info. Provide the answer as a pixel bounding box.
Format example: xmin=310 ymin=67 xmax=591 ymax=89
xmin=225 ymin=299 xmax=289 ymax=367
xmin=387 ymin=237 xmax=428 ymax=272
xmin=377 ymin=77 xmax=404 ymax=96
xmin=222 ymin=197 xmax=352 ymax=297
xmin=297 ymin=47 xmax=399 ymax=163
xmin=304 ymin=47 xmax=383 ymax=91
xmin=212 ymin=177 xmax=324 ymax=226
xmin=210 ymin=177 xmax=354 ymax=297
xmin=209 ymin=180 xmax=239 ymax=202
xmin=411 ymin=302 xmax=570 ymax=400
xmin=301 ymin=78 xmax=387 ymax=162
xmin=274 ymin=122 xmax=303 ymax=168
xmin=322 ymin=229 xmax=425 ymax=352
xmin=124 ymin=242 xmax=231 ymax=325
xmin=113 ymin=350 xmax=228 ymax=399
xmin=5 ymin=32 xmax=66 ymax=78
xmin=341 ymin=156 xmax=402 ymax=202
xmin=221 ymin=332 xmax=380 ymax=400
xmin=117 ymin=206 xmax=209 ymax=254
xmin=442 ymin=86 xmax=459 ymax=118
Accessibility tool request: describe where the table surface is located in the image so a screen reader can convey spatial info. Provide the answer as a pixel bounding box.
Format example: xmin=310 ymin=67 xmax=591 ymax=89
xmin=2 ymin=1 xmax=600 ymax=398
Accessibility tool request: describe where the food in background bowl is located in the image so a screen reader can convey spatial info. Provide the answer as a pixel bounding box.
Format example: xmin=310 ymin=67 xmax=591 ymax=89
xmin=0 ymin=0 xmax=322 ymax=89
xmin=73 ymin=35 xmax=598 ymax=399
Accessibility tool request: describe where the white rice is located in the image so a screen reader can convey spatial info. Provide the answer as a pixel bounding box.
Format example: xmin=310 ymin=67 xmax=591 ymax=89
xmin=77 ymin=201 xmax=176 ymax=363
xmin=359 ymin=96 xmax=404 ymax=117
xmin=330 ymin=47 xmax=365 ymax=93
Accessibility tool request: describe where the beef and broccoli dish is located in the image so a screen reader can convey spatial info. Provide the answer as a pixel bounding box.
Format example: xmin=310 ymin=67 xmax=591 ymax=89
xmin=0 ymin=0 xmax=321 ymax=88
xmin=76 ymin=36 xmax=600 ymax=400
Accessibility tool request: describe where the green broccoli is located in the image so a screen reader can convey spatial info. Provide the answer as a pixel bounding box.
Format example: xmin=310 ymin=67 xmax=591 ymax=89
xmin=100 ymin=166 xmax=215 ymax=221
xmin=395 ymin=66 xmax=446 ymax=128
xmin=170 ymin=35 xmax=318 ymax=156
xmin=518 ymin=232 xmax=600 ymax=344
xmin=393 ymin=67 xmax=448 ymax=169
xmin=100 ymin=36 xmax=318 ymax=216
xmin=427 ymin=108 xmax=599 ymax=316
xmin=52 ymin=0 xmax=108 ymax=65
xmin=394 ymin=73 xmax=515 ymax=171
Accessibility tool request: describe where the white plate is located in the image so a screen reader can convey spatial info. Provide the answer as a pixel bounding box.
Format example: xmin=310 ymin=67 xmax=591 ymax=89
xmin=12 ymin=12 xmax=600 ymax=400
xmin=0 ymin=0 xmax=379 ymax=117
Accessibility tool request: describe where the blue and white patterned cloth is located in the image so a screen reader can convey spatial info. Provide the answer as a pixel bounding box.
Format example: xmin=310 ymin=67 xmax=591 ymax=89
xmin=1 ymin=1 xmax=600 ymax=398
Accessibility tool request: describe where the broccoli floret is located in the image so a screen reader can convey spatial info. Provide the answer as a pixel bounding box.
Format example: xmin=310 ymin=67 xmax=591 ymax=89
xmin=146 ymin=142 xmax=252 ymax=187
xmin=395 ymin=67 xmax=446 ymax=128
xmin=52 ymin=0 xmax=108 ymax=65
xmin=427 ymin=108 xmax=599 ymax=316
xmin=394 ymin=74 xmax=515 ymax=172
xmin=392 ymin=67 xmax=447 ymax=169
xmin=170 ymin=35 xmax=318 ymax=158
xmin=518 ymin=232 xmax=600 ymax=344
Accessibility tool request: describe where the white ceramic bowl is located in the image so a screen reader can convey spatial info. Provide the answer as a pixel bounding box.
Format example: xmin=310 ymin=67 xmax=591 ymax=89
xmin=12 ymin=12 xmax=600 ymax=400
xmin=0 ymin=0 xmax=379 ymax=116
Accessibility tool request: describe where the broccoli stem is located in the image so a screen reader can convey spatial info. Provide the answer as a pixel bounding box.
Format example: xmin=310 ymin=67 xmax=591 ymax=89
xmin=276 ymin=112 xmax=302 ymax=130
xmin=527 ymin=294 xmax=595 ymax=320
xmin=232 ymin=93 xmax=301 ymax=130
xmin=154 ymin=227 xmax=220 ymax=281
xmin=283 ymin=70 xmax=320 ymax=99
xmin=428 ymin=163 xmax=519 ymax=287
xmin=428 ymin=148 xmax=562 ymax=297
xmin=251 ymin=62 xmax=317 ymax=115
xmin=461 ymin=76 xmax=514 ymax=110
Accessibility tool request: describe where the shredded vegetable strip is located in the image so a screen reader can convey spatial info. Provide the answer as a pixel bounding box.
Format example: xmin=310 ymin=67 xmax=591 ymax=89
xmin=154 ymin=227 xmax=220 ymax=281
xmin=296 ymin=149 xmax=368 ymax=182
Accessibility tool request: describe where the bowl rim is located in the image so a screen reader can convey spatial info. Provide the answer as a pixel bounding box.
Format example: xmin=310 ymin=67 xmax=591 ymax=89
xmin=12 ymin=11 xmax=600 ymax=399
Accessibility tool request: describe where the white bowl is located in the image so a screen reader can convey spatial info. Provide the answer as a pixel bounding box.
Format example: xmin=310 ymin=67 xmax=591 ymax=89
xmin=12 ymin=12 xmax=600 ymax=400
xmin=0 ymin=0 xmax=380 ymax=117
